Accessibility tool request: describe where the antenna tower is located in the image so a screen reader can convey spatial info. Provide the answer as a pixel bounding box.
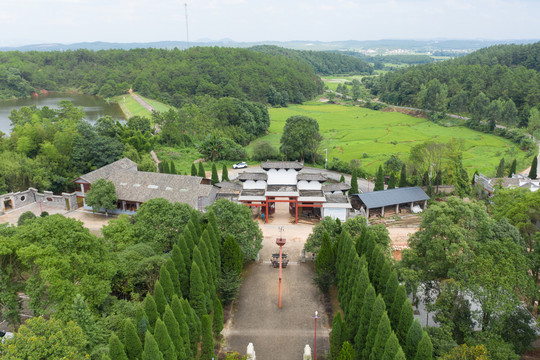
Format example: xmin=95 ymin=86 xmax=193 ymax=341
xmin=184 ymin=3 xmax=190 ymax=48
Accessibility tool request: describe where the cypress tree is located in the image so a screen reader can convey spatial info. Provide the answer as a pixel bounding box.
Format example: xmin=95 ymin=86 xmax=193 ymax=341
xmin=316 ymin=231 xmax=335 ymax=275
xmin=200 ymin=230 xmax=216 ymax=280
xmin=340 ymin=174 xmax=345 ymax=183
xmin=135 ymin=304 xmax=149 ymax=342
xmin=109 ymin=332 xmax=129 ymax=360
xmin=363 ymin=295 xmax=386 ymax=360
xmin=399 ymin=164 xmax=407 ymax=188
xmin=374 ymin=166 xmax=384 ymax=191
xmin=211 ymin=163 xmax=219 ymax=185
xmin=496 ymin=158 xmax=505 ymax=177
xmin=370 ymin=312 xmax=392 ymax=360
xmin=393 ymin=348 xmax=406 ymax=360
xmin=159 ymin=266 xmax=175 ymax=303
xmin=206 ymin=223 xmax=221 ymax=274
xmin=355 ymin=285 xmax=377 ymax=355
xmin=371 ymin=250 xmax=385 ymax=290
xmin=182 ymin=298 xmax=200 ymax=355
xmin=397 ymin=299 xmax=414 ymax=346
xmin=350 ymin=168 xmax=359 ymax=195
xmin=509 ymin=159 xmax=517 ymax=177
xmin=330 ymin=312 xmax=344 ymax=360
xmin=530 ymin=156 xmax=538 ymax=179
xmin=198 ymin=162 xmax=205 ymax=178
xmin=381 ymin=331 xmax=400 ymax=360
xmin=191 ymin=163 xmax=197 ymax=176
xmin=405 ymin=320 xmax=423 ymax=360
xmin=158 ymin=162 xmax=164 ymax=173
xmin=178 ymin=234 xmax=192 ymax=270
xmin=196 ymin=242 xmax=214 ymax=312
xmin=368 ymin=245 xmax=383 ymax=283
xmin=170 ymin=160 xmax=176 ymax=174
xmin=171 ymin=295 xmax=192 ymax=359
xmin=182 ymin=226 xmax=195 ymax=256
xmin=471 ymin=170 xmax=479 ymax=186
xmin=142 ymin=331 xmax=163 ymax=360
xmin=222 ymin=235 xmax=243 ymax=275
xmin=383 ymin=270 xmax=399 ymax=311
xmin=189 ymin=261 xmax=207 ymax=319
xmin=338 ymin=341 xmax=356 ymax=360
xmin=345 ymin=268 xmax=368 ymax=342
xmin=364 ymin=234 xmax=376 ymax=268
xmin=387 ymin=173 xmax=396 ymax=190
xmin=165 ymin=257 xmax=181 ymax=297
xmin=163 ymin=305 xmax=186 ymax=360
xmin=190 ymin=212 xmax=201 ymax=237
xmin=200 ymin=315 xmax=214 ymax=360
xmin=213 ymin=297 xmax=224 ymax=336
xmin=413 ymin=332 xmax=433 ymax=360
xmin=144 ymin=293 xmax=159 ymax=331
xmin=221 ymin=164 xmax=229 ymax=182
xmin=162 ymin=161 xmax=170 ymax=174
xmin=207 ymin=209 xmax=222 ymax=240
xmin=390 ymin=286 xmax=407 ymax=329
xmin=154 ymin=280 xmax=168 ymax=316
xmin=154 ymin=318 xmax=176 ymax=360
xmin=123 ymin=319 xmax=143 ymax=360
xmin=377 ymin=260 xmax=392 ymax=296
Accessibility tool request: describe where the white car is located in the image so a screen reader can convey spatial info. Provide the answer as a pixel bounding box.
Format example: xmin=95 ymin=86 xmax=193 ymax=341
xmin=232 ymin=162 xmax=248 ymax=169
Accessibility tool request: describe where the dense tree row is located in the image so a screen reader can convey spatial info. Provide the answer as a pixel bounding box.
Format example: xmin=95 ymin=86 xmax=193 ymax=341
xmin=0 ymin=47 xmax=323 ymax=104
xmin=370 ymin=42 xmax=540 ymax=125
xmin=250 ymin=45 xmax=374 ymax=75
xmin=335 ymin=51 xmax=435 ymax=65
xmin=0 ymin=198 xmax=261 ymax=359
xmin=312 ymin=218 xmax=432 ymax=360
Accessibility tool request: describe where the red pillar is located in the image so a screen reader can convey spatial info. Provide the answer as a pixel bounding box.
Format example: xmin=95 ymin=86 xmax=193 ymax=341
xmin=265 ymin=197 xmax=269 ymax=223
xmin=295 ymin=198 xmax=298 ymax=224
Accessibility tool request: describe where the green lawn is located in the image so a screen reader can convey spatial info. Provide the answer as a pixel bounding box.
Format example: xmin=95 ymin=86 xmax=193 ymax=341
xmin=247 ymin=102 xmax=532 ymax=176
xmin=112 ymin=93 xmax=172 ymax=119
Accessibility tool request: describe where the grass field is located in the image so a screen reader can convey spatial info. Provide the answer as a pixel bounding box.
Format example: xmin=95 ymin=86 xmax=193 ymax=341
xmin=247 ymin=102 xmax=532 ymax=176
xmin=112 ymin=93 xmax=172 ymax=119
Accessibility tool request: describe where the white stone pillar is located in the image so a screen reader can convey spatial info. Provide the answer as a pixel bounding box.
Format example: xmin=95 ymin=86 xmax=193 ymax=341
xmin=303 ymin=344 xmax=312 ymax=360
xmin=381 ymin=206 xmax=385 ymax=217
xmin=246 ymin=343 xmax=256 ymax=360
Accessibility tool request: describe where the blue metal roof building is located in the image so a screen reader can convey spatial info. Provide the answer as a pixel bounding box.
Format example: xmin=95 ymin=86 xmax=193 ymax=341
xmin=354 ymin=187 xmax=429 ymax=217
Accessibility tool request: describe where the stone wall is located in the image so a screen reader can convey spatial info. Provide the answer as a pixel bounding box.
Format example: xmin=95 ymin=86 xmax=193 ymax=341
xmin=0 ymin=188 xmax=78 ymax=214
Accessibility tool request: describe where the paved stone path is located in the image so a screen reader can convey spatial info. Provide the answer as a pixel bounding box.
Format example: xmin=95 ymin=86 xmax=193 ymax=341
xmin=223 ymin=202 xmax=330 ymax=359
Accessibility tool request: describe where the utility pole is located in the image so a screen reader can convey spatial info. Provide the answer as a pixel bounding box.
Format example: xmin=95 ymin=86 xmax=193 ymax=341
xmin=312 ymin=311 xmax=320 ymax=360
xmin=324 ymin=148 xmax=328 ymax=169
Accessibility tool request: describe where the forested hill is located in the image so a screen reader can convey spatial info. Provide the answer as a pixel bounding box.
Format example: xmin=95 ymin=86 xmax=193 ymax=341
xmin=0 ymin=47 xmax=323 ymax=104
xmin=371 ymin=42 xmax=540 ymax=120
xmin=249 ymin=45 xmax=373 ymax=75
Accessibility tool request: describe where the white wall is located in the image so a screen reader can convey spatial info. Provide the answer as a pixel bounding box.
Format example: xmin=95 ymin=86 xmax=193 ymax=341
xmin=243 ymin=180 xmax=267 ymax=189
xmin=267 ymin=169 xmax=297 ymax=185
xmin=323 ymin=208 xmax=347 ymax=222
xmin=297 ymin=180 xmax=322 ymax=190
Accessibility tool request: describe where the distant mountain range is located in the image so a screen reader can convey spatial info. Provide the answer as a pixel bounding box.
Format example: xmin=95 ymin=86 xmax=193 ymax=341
xmin=1 ymin=39 xmax=538 ymax=53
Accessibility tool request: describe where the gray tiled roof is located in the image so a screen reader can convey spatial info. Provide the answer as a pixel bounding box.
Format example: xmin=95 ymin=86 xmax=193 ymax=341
xmin=237 ymin=172 xmax=268 ymax=181
xmin=297 ymin=173 xmax=327 ymax=182
xmin=76 ymin=158 xmax=138 ymax=183
xmin=261 ymin=161 xmax=303 ymax=170
xmin=322 ymin=183 xmax=351 ymax=192
xmin=355 ymin=187 xmax=429 ymax=209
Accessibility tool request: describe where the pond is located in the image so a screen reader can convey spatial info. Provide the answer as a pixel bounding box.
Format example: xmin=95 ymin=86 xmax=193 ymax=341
xmin=0 ymin=93 xmax=126 ymax=134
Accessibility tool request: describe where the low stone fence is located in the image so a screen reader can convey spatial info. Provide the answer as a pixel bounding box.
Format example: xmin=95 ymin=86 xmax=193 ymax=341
xmin=0 ymin=188 xmax=78 ymax=214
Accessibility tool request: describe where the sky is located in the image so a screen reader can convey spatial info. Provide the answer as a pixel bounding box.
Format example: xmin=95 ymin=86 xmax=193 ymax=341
xmin=0 ymin=0 xmax=539 ymax=46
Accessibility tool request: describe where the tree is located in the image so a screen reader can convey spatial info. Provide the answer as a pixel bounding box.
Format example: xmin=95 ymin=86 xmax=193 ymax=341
xmin=350 ymin=168 xmax=359 ymax=195
xmin=208 ymin=199 xmax=263 ymax=261
xmin=252 ymin=141 xmax=278 ymax=161
xmin=397 ymin=299 xmax=414 ymax=345
xmin=340 ymin=174 xmax=345 ymax=183
xmin=189 ymin=262 xmax=206 ymax=319
xmin=142 ymin=331 xmax=164 ymax=360
xmin=71 ymin=294 xmax=102 ymax=352
xmin=154 ymin=318 xmax=176 ymax=360
xmin=191 ymin=163 xmax=197 ymax=176
xmin=162 ymin=161 xmax=170 ymax=174
xmin=471 ymin=92 xmax=489 ymax=121
xmin=314 ymin=231 xmax=335 ymax=293
xmin=198 ymin=162 xmax=205 ymax=178
xmin=382 ymin=331 xmax=400 ymax=360
xmin=509 ymin=159 xmax=517 ymax=177
xmin=144 ymin=293 xmax=159 ymax=331
xmin=387 ymin=173 xmax=396 ymax=190
xmin=17 ymin=211 xmax=36 ymax=226
xmin=280 ymin=115 xmax=322 ymax=163
xmin=355 ymin=284 xmax=377 ymax=356
xmin=337 ymin=341 xmax=355 ymax=360
xmin=159 ymin=267 xmax=175 ymax=303
xmin=172 ymin=245 xmax=189 ymax=297
xmin=170 ymin=160 xmax=176 ymax=174
xmin=405 ymin=320 xmax=423 ymax=360
xmin=109 ymin=332 xmax=129 ymax=360
xmin=419 ymin=78 xmax=448 ymax=112
xmin=211 ymin=163 xmax=219 ymax=185
xmin=163 ymin=306 xmax=186 ymax=360
xmin=495 ymin=158 xmax=505 ymax=178
xmin=414 ymin=332 xmax=433 ymax=360
xmin=154 ymin=280 xmax=168 ymax=316
xmin=221 ymin=235 xmax=243 ymax=275
xmin=371 ymin=312 xmax=392 ymax=360
xmin=529 ymin=156 xmax=537 ymax=179
xmin=124 ymin=318 xmax=143 ymax=360
xmin=374 ymin=166 xmax=384 ymax=191
xmin=221 ymin=164 xmax=229 ymax=181
xmin=200 ymin=315 xmax=214 ymax=360
xmin=399 ymin=164 xmax=407 ymax=187
xmin=363 ymin=295 xmax=386 ymax=359
xmin=0 ymin=317 xmax=89 ymax=359
xmin=390 ymin=286 xmax=407 ymax=329
xmin=213 ymin=297 xmax=224 ymax=336
xmin=330 ymin=312 xmax=344 ymax=360
xmin=502 ymin=100 xmax=518 ymax=126
xmin=85 ymin=178 xmax=118 ymax=216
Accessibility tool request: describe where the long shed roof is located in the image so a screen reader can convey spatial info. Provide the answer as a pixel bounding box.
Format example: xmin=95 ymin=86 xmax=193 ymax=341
xmin=355 ymin=187 xmax=429 ymax=209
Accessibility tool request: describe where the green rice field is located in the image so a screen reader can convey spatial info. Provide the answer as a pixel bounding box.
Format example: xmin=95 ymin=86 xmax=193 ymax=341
xmin=247 ymin=102 xmax=532 ymax=175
